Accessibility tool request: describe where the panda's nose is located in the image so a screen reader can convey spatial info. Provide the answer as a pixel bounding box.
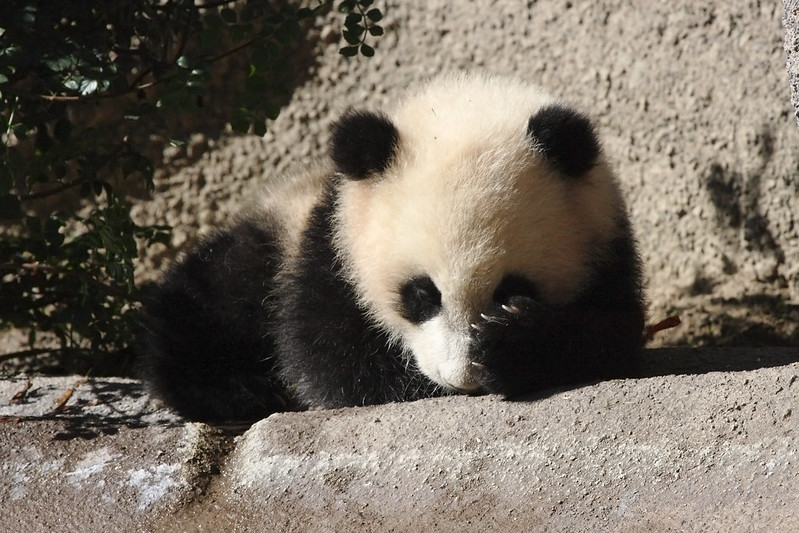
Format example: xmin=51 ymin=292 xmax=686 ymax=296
xmin=437 ymin=356 xmax=482 ymax=393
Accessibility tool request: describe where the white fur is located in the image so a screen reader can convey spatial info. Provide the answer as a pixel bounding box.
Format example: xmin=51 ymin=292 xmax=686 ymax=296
xmin=250 ymin=164 xmax=329 ymax=264
xmin=336 ymin=73 xmax=624 ymax=391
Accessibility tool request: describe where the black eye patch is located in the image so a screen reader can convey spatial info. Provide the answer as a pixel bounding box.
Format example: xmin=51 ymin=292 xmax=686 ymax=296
xmin=398 ymin=275 xmax=442 ymax=324
xmin=492 ymin=274 xmax=539 ymax=304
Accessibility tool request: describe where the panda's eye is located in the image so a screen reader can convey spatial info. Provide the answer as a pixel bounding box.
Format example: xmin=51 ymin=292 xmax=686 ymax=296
xmin=492 ymin=274 xmax=539 ymax=304
xmin=398 ymin=275 xmax=442 ymax=324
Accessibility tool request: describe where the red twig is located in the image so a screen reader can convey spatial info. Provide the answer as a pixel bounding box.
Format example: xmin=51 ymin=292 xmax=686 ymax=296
xmin=644 ymin=315 xmax=682 ymax=343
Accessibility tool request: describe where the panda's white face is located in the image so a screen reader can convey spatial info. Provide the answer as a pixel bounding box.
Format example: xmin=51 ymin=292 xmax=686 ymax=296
xmin=332 ymin=73 xmax=623 ymax=392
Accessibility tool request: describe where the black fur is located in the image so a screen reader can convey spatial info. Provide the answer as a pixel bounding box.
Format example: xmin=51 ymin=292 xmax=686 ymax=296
xmin=527 ymin=105 xmax=600 ymax=178
xmin=470 ymin=215 xmax=645 ymax=395
xmin=138 ymin=219 xmax=290 ymax=421
xmin=276 ymin=188 xmax=442 ymax=408
xmin=330 ymin=110 xmax=399 ymax=180
xmin=139 ymin=99 xmax=645 ymax=423
xmin=140 ymin=205 xmax=643 ymax=421
xmin=398 ymin=275 xmax=442 ymax=325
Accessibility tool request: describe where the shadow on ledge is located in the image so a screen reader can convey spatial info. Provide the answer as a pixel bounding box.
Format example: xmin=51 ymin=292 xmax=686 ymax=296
xmin=638 ymin=346 xmax=799 ymax=378
xmin=0 ymin=377 xmax=184 ymax=441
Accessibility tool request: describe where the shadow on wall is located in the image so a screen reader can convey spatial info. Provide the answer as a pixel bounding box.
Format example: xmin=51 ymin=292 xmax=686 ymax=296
xmin=664 ymin=292 xmax=799 ymax=348
xmin=660 ymin=125 xmax=799 ymax=350
xmin=704 ymin=126 xmax=783 ymax=266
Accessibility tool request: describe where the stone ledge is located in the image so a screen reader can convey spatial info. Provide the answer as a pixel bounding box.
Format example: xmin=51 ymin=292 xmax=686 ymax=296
xmin=1 ymin=348 xmax=798 ymax=532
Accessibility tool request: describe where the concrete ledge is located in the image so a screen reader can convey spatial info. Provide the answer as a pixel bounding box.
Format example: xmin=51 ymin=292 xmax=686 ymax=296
xmin=2 ymin=349 xmax=799 ymax=532
xmin=0 ymin=377 xmax=227 ymax=532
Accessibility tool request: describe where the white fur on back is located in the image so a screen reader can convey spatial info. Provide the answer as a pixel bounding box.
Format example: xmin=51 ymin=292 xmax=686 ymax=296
xmin=251 ymin=164 xmax=329 ymax=263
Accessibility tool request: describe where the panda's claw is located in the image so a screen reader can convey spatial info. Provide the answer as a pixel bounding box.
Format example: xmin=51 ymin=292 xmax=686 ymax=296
xmin=470 ymin=322 xmax=483 ymax=331
xmin=501 ymin=304 xmax=521 ymax=315
xmin=470 ymin=362 xmax=487 ymax=371
xmin=480 ymin=312 xmax=508 ymax=325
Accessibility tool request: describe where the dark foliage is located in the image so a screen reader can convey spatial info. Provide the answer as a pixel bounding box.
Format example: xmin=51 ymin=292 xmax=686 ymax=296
xmin=0 ymin=0 xmax=383 ymax=372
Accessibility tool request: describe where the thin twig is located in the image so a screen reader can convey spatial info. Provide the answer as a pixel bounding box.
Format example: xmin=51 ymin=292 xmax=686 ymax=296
xmin=9 ymin=377 xmax=32 ymax=405
xmin=52 ymin=377 xmax=89 ymax=413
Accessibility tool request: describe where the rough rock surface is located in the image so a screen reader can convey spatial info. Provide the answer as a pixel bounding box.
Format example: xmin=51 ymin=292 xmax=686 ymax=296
xmin=2 ymin=349 xmax=799 ymax=532
xmin=785 ymin=0 xmax=799 ymax=125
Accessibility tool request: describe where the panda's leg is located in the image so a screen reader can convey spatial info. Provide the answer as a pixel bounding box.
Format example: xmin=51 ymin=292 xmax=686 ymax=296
xmin=138 ymin=219 xmax=291 ymax=421
xmin=470 ymin=233 xmax=646 ymax=396
xmin=469 ymin=296 xmax=644 ymax=396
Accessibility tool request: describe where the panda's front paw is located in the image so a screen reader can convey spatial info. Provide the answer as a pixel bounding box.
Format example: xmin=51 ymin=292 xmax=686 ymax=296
xmin=469 ymin=296 xmax=549 ymax=395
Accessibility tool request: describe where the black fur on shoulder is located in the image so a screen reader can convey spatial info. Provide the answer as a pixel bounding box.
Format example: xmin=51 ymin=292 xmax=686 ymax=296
xmin=330 ymin=110 xmax=399 ymax=180
xmin=276 ymin=188 xmax=443 ymax=408
xmin=527 ymin=105 xmax=600 ymax=178
xmin=137 ymin=219 xmax=291 ymax=421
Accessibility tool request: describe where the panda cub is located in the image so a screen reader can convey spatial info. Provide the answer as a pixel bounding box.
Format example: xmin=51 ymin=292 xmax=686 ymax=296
xmin=140 ymin=73 xmax=646 ymax=421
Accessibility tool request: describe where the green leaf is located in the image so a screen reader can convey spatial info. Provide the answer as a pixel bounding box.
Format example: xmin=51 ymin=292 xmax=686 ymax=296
xmin=253 ymin=120 xmax=267 ymax=137
xmin=360 ymin=44 xmax=375 ymax=57
xmin=345 ymin=13 xmax=363 ymax=25
xmin=366 ymin=9 xmax=383 ymax=22
xmin=339 ymin=46 xmax=359 ymax=57
xmin=343 ymin=30 xmax=362 ymax=45
xmin=338 ymin=1 xmax=356 ymax=13
xmin=264 ymin=101 xmax=281 ymax=120
xmin=79 ymin=78 xmax=99 ymax=96
xmin=230 ymin=108 xmax=251 ymax=134
xmin=44 ymin=55 xmax=75 ymax=73
xmin=64 ymin=77 xmax=81 ymax=92
xmin=368 ymin=25 xmax=384 ymax=36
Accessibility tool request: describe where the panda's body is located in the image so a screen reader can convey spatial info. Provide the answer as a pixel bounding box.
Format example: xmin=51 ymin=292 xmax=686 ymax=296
xmin=140 ymin=73 xmax=645 ymax=421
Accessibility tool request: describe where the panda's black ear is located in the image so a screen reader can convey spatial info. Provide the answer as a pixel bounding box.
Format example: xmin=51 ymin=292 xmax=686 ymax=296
xmin=330 ymin=110 xmax=399 ymax=180
xmin=527 ymin=105 xmax=600 ymax=178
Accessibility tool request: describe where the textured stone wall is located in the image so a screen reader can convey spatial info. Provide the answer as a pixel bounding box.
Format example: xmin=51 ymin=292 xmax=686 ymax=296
xmin=132 ymin=1 xmax=799 ymax=346
xmin=785 ymin=0 xmax=799 ymax=126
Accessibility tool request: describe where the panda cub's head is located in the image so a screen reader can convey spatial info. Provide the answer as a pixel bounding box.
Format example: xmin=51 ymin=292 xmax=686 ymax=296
xmin=330 ymin=73 xmax=625 ymax=393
